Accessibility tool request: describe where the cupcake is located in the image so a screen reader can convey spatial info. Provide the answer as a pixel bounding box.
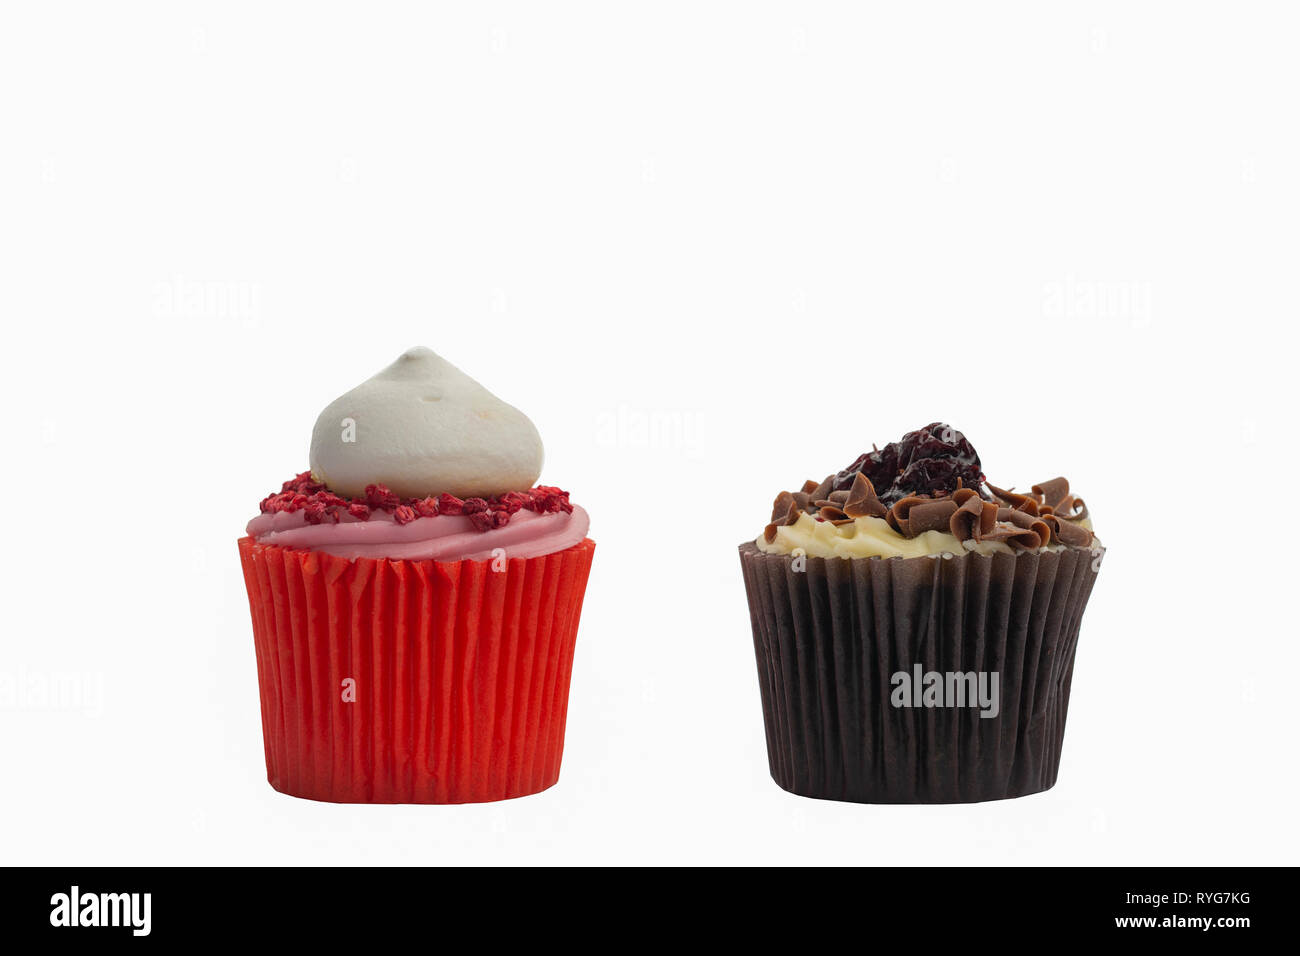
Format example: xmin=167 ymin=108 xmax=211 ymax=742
xmin=738 ymin=423 xmax=1102 ymax=803
xmin=238 ymin=347 xmax=594 ymax=803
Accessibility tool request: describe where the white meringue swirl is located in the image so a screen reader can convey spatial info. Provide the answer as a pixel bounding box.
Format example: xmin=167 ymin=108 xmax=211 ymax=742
xmin=309 ymin=347 xmax=544 ymax=499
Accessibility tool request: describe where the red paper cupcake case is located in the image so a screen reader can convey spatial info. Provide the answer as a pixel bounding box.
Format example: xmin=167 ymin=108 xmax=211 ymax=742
xmin=237 ymin=536 xmax=595 ymax=803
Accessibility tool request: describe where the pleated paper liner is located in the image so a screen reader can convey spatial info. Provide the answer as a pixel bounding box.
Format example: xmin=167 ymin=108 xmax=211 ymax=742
xmin=738 ymin=541 xmax=1102 ymax=804
xmin=238 ymin=536 xmax=595 ymax=803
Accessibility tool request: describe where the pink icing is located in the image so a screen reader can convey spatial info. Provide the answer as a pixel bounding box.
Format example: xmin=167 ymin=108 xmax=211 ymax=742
xmin=246 ymin=505 xmax=590 ymax=562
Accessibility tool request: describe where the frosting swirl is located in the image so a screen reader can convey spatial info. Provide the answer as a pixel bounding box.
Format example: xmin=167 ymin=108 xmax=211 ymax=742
xmin=247 ymin=347 xmax=588 ymax=562
xmin=247 ymin=505 xmax=589 ymax=561
xmin=757 ymin=425 xmax=1096 ymax=559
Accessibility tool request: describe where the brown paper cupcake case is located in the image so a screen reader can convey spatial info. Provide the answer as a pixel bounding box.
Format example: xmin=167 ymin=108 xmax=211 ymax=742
xmin=738 ymin=541 xmax=1102 ymax=803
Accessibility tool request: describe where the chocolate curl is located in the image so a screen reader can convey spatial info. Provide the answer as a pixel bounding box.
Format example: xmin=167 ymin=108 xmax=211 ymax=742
xmin=905 ymin=499 xmax=959 ymax=535
xmin=950 ymin=495 xmax=997 ymax=541
xmin=988 ymin=483 xmax=1040 ymax=515
xmin=1001 ymin=507 xmax=1051 ymax=540
xmin=818 ymin=506 xmax=854 ymax=526
xmin=764 ymin=470 xmax=1093 ymax=551
xmin=766 ymin=490 xmax=804 ymax=541
xmin=888 ymin=495 xmax=955 ymax=538
xmin=991 ymin=509 xmax=1052 ymax=548
xmin=770 ymin=491 xmax=796 ymax=524
xmin=1060 ymin=495 xmax=1088 ymax=521
xmin=843 ymin=472 xmax=888 ymax=518
xmin=1043 ymin=514 xmax=1094 ymax=547
xmin=952 ymin=487 xmax=979 ymax=507
xmin=1031 ymin=477 xmax=1070 ymax=510
xmin=987 ymin=483 xmax=1016 ymax=502
xmin=979 ymin=522 xmax=1044 ymax=550
xmin=887 ymin=495 xmax=927 ymax=535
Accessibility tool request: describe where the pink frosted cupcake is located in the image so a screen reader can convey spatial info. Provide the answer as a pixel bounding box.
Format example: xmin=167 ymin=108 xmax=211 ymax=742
xmin=238 ymin=347 xmax=594 ymax=803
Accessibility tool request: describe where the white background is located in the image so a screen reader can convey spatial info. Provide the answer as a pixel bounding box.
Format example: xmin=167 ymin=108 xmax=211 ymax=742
xmin=2 ymin=3 xmax=1296 ymax=866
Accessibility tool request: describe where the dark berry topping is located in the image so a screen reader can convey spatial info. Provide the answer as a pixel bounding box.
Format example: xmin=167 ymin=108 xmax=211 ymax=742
xmin=832 ymin=422 xmax=986 ymax=505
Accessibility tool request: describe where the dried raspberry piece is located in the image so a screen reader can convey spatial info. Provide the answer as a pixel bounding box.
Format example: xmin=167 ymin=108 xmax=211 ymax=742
xmin=496 ymin=491 xmax=527 ymax=514
xmin=526 ymin=486 xmax=570 ymax=514
xmin=364 ymin=483 xmax=400 ymax=511
xmin=257 ymin=475 xmax=573 ymax=533
xmin=282 ymin=471 xmax=326 ymax=496
xmin=281 ymin=471 xmax=309 ymax=493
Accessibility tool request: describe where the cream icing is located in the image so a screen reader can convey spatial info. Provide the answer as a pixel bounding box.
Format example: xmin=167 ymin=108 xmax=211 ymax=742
xmin=756 ymin=512 xmax=1097 ymax=560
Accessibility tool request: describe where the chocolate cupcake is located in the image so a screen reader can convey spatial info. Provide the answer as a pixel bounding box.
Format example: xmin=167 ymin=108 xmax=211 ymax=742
xmin=738 ymin=424 xmax=1103 ymax=803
